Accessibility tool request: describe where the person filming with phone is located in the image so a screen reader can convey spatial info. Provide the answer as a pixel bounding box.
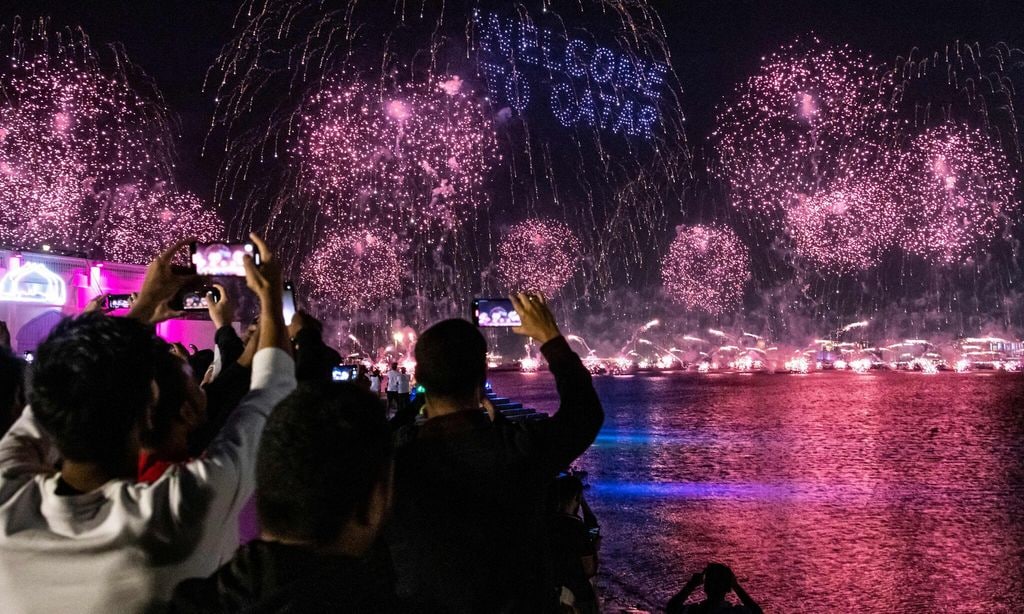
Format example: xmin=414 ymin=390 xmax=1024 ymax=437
xmin=666 ymin=563 xmax=763 ymax=614
xmin=0 ymin=234 xmax=296 ymax=613
xmin=386 ymin=292 xmax=604 ymax=612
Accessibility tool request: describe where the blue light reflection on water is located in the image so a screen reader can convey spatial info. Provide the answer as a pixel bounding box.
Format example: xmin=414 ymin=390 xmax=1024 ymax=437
xmin=591 ymin=480 xmax=808 ymax=500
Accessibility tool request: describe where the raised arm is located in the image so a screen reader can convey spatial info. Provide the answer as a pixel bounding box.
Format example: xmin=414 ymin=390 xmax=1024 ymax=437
xmin=733 ymin=577 xmax=763 ymax=614
xmin=179 ymin=234 xmax=294 ymax=513
xmin=666 ymin=573 xmax=703 ymax=614
xmin=511 ymin=293 xmax=604 ymax=472
xmin=208 ymin=283 xmax=245 ymax=369
xmin=0 ymin=407 xmax=61 ymax=501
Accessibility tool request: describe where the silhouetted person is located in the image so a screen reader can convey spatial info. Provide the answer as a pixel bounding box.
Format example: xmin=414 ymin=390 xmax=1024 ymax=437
xmin=0 ymin=321 xmax=25 ymax=435
xmin=666 ymin=563 xmax=762 ymax=614
xmin=289 ymin=311 xmax=342 ymax=384
xmin=168 ymin=384 xmax=396 ymax=612
xmin=387 ymin=293 xmax=604 ymax=612
xmin=548 ymin=475 xmax=600 ymax=613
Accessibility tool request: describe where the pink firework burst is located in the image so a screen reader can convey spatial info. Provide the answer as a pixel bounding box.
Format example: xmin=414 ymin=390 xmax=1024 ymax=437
xmin=661 ymin=224 xmax=750 ymax=315
xmin=0 ymin=21 xmax=176 ymax=253
xmin=497 ymin=219 xmax=582 ymax=296
xmin=295 ymin=77 xmax=498 ymax=232
xmin=714 ymin=39 xmax=887 ymax=222
xmin=302 ymin=227 xmax=403 ymax=310
xmin=894 ymin=125 xmax=1016 ymax=263
xmin=784 ymin=175 xmax=900 ymax=273
xmin=103 ymin=189 xmax=225 ymax=265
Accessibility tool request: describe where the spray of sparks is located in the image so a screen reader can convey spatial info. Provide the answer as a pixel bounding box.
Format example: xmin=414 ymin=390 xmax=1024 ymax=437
xmin=301 ymin=226 xmax=402 ymax=311
xmin=894 ymin=124 xmax=1016 ymax=263
xmin=713 ymin=38 xmax=888 ymax=222
xmin=295 ymin=77 xmax=499 ymax=233
xmin=714 ymin=37 xmax=1020 ymax=277
xmin=103 ymin=188 xmax=224 ymax=264
xmin=496 ymin=219 xmax=582 ymax=296
xmin=0 ymin=19 xmax=186 ymax=256
xmin=207 ymin=0 xmax=689 ymax=315
xmin=660 ymin=224 xmax=750 ymax=315
xmin=783 ymin=175 xmax=900 ymax=273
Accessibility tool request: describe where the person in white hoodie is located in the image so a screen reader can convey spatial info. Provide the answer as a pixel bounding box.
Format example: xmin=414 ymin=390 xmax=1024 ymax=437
xmin=0 ymin=234 xmax=296 ymax=614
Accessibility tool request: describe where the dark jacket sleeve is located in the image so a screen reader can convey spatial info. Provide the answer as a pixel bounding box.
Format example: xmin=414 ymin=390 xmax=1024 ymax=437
xmin=526 ymin=336 xmax=604 ymax=472
xmin=215 ymin=325 xmax=245 ymax=368
xmin=190 ymin=362 xmax=252 ymax=456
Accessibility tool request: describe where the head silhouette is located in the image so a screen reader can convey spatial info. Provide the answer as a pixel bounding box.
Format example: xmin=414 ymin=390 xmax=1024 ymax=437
xmin=414 ymin=319 xmax=487 ymax=404
xmin=703 ymin=563 xmax=735 ymax=602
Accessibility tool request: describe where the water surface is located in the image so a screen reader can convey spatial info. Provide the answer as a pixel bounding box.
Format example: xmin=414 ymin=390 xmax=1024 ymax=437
xmin=489 ymin=370 xmax=1024 ymax=612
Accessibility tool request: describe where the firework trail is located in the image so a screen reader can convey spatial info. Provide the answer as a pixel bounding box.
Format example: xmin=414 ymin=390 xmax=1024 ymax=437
xmin=883 ymin=41 xmax=1024 ymax=164
xmin=0 ymin=18 xmax=182 ymax=256
xmin=496 ymin=218 xmax=582 ymax=296
xmin=661 ymin=224 xmax=750 ymax=315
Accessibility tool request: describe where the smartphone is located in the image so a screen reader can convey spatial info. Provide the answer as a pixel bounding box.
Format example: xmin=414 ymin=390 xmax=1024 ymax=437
xmin=331 ymin=364 xmax=359 ymax=383
xmin=23 ymin=351 xmax=34 ymax=364
xmin=174 ymin=286 xmax=221 ymax=311
xmin=472 ymin=298 xmax=521 ymax=328
xmin=189 ymin=241 xmax=259 ymax=277
xmin=105 ymin=294 xmax=134 ymax=310
xmin=282 ymin=281 xmax=297 ymax=325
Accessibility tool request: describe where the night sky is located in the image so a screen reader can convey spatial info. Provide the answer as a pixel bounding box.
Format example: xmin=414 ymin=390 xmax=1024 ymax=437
xmin=5 ymin=0 xmax=1018 ymax=202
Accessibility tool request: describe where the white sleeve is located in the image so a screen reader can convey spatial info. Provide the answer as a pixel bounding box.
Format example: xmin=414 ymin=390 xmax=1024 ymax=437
xmin=177 ymin=347 xmax=295 ymax=517
xmin=210 ymin=344 xmax=223 ymax=380
xmin=0 ymin=407 xmax=60 ymax=503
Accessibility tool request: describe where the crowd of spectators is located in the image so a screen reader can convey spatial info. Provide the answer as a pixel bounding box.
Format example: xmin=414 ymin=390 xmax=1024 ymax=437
xmin=0 ymin=235 xmax=761 ymax=613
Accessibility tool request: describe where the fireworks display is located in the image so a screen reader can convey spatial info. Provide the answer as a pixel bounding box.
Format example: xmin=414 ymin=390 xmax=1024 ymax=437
xmin=295 ymin=77 xmax=499 ymax=232
xmin=102 ymin=189 xmax=225 ymax=265
xmin=0 ymin=19 xmax=180 ymax=255
xmin=496 ymin=219 xmax=582 ymax=296
xmin=783 ymin=176 xmax=900 ymax=273
xmin=207 ymin=0 xmax=689 ymax=315
xmin=0 ymin=5 xmax=1022 ymax=346
xmin=660 ymin=224 xmax=750 ymax=315
xmin=713 ymin=39 xmax=887 ymax=222
xmin=301 ymin=227 xmax=402 ymax=311
xmin=893 ymin=125 xmax=1016 ymax=263
xmin=713 ymin=36 xmax=1020 ymax=282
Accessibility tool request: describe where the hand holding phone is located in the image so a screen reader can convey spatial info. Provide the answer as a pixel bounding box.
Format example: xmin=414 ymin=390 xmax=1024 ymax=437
xmin=105 ymin=294 xmax=134 ymax=311
xmin=510 ymin=293 xmax=561 ymax=344
xmin=207 ymin=284 xmax=234 ymax=328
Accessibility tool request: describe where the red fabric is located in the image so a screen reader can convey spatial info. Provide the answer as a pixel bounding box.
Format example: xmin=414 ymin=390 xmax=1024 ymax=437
xmin=137 ymin=451 xmax=189 ymax=484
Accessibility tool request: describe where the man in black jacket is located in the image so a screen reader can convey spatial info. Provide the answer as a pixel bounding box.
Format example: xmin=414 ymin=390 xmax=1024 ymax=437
xmin=168 ymin=384 xmax=396 ymax=613
xmin=289 ymin=310 xmax=343 ymax=384
xmin=387 ymin=292 xmax=604 ymax=612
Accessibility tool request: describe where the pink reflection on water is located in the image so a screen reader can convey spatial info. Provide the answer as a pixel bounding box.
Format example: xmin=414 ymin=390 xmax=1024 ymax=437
xmin=489 ymin=371 xmax=1024 ymax=611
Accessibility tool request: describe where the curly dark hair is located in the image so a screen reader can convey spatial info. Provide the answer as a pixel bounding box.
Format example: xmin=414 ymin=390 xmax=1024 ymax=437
xmin=30 ymin=313 xmax=167 ymax=475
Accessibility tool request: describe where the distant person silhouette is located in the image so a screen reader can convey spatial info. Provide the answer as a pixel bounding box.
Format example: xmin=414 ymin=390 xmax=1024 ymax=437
xmin=666 ymin=563 xmax=762 ymax=614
